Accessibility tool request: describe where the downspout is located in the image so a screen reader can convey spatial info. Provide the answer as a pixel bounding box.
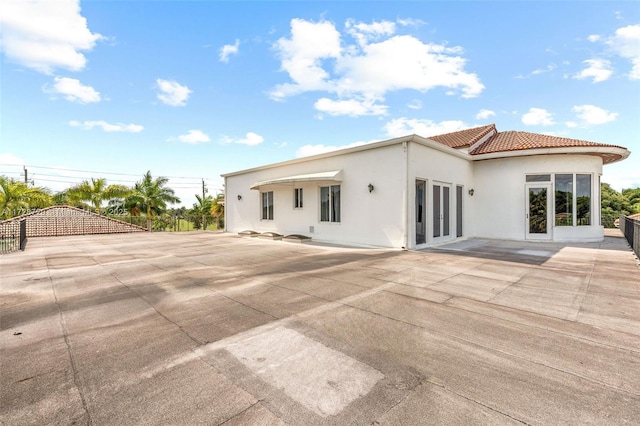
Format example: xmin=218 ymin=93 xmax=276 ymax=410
xmin=402 ymin=141 xmax=409 ymax=249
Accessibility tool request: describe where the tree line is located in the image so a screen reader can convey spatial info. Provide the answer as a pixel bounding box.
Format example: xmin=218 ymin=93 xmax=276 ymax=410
xmin=0 ymin=171 xmax=224 ymax=231
xmin=2 ymin=173 xmax=637 ymax=229
xmin=601 ymin=183 xmax=640 ymax=219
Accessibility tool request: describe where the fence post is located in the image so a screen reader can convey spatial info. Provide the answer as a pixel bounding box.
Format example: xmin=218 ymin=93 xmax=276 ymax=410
xmin=19 ymin=219 xmax=27 ymax=250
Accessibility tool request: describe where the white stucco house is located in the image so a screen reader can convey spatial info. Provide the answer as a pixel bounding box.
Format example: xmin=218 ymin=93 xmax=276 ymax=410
xmin=222 ymin=124 xmax=630 ymax=249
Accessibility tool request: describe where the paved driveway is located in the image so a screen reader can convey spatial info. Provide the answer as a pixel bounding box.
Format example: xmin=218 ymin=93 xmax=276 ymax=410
xmin=1 ymin=232 xmax=639 ymax=425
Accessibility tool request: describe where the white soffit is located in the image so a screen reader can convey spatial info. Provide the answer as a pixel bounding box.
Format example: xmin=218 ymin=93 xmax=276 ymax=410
xmin=250 ymin=170 xmax=343 ymax=190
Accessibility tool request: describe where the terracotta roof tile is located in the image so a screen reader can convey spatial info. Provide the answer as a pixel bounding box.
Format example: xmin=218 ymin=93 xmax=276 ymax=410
xmin=427 ymin=124 xmax=496 ymax=148
xmin=469 ymin=131 xmax=626 ymax=155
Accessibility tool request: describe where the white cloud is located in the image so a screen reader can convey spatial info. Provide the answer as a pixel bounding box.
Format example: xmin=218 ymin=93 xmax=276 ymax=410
xmin=45 ymin=77 xmax=101 ymax=103
xmin=220 ymin=39 xmax=240 ymax=63
xmin=587 ymin=34 xmax=601 ymax=42
xmin=156 ymin=79 xmax=192 ymax=107
xmin=606 ymin=24 xmax=640 ymax=79
xmin=176 ymin=130 xmax=210 ymax=144
xmin=0 ymin=153 xmax=25 ymax=166
xmin=345 ymin=19 xmax=396 ymax=47
xmin=573 ymin=58 xmax=612 ymax=83
xmin=295 ymin=141 xmax=370 ymax=158
xmin=407 ymin=99 xmax=422 ymax=110
xmin=397 ymin=18 xmax=426 ymax=28
xmin=0 ymin=0 xmax=103 ymax=74
xmin=270 ymin=18 xmax=484 ymax=115
xmin=515 ymin=64 xmax=556 ymax=79
xmin=565 ymin=121 xmax=578 ymax=128
xmin=532 ymin=64 xmax=556 ymax=75
xmin=571 ymin=105 xmax=618 ymax=126
xmin=270 ymin=18 xmax=342 ymax=100
xmin=602 ymin=170 xmax=640 ymax=192
xmin=69 ymin=120 xmax=143 ymax=133
xmin=522 ymin=108 xmax=555 ymax=126
xmin=314 ymin=97 xmax=387 ymax=116
xmin=222 ymin=132 xmax=264 ymax=146
xmin=384 ymin=118 xmax=468 ymax=138
xmin=476 ymin=109 xmax=495 ymax=120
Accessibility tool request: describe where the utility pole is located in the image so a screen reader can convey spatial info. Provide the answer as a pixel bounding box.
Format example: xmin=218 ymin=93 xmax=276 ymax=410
xmin=23 ymin=166 xmax=28 ymax=185
xmin=202 ymin=179 xmax=208 ymax=230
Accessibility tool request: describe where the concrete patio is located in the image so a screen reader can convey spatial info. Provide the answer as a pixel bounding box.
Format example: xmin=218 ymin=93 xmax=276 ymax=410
xmin=1 ymin=231 xmax=639 ymax=425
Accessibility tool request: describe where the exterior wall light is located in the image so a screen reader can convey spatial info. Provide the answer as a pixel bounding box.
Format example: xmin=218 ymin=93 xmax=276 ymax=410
xmin=468 ymin=189 xmax=475 ymax=196
xmin=237 ymin=195 xmax=242 ymax=200
xmin=368 ymin=183 xmax=374 ymax=193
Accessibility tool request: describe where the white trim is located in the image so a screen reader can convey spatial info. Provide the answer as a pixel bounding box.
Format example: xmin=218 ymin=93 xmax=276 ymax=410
xmin=250 ymin=170 xmax=343 ymax=190
xmin=467 ymin=127 xmax=498 ymax=153
xmin=222 ymin=135 xmax=472 ymax=178
xmin=472 ymin=146 xmax=630 ymax=164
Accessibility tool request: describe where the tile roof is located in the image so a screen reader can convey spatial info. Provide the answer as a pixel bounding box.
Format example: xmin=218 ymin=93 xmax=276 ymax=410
xmin=469 ymin=130 xmax=626 ymax=155
xmin=425 ymin=125 xmax=628 ymax=164
xmin=427 ymin=124 xmax=496 ymax=148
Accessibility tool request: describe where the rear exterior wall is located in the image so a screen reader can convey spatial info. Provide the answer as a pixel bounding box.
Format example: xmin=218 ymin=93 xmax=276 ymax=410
xmin=224 ymin=144 xmax=407 ymax=248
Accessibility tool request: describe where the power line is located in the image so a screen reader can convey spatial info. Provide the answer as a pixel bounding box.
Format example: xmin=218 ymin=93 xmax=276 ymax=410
xmin=0 ymin=163 xmax=221 ymax=181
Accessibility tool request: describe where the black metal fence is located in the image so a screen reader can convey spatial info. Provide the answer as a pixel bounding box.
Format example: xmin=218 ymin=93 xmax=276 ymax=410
xmin=0 ymin=219 xmax=26 ymax=254
xmin=619 ymin=215 xmax=640 ymax=258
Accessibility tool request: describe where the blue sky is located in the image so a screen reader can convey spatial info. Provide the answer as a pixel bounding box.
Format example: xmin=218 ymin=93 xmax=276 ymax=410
xmin=1 ymin=1 xmax=639 ymax=207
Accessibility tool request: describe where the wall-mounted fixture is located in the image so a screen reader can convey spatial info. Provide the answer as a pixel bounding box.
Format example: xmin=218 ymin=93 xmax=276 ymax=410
xmin=468 ymin=189 xmax=475 ymax=196
xmin=368 ymin=183 xmax=374 ymax=193
xmin=237 ymin=195 xmax=242 ymax=200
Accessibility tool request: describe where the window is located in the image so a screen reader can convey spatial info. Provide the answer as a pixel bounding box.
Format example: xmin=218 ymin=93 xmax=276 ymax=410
xmin=555 ymin=174 xmax=573 ymax=226
xmin=261 ymin=191 xmax=273 ymax=220
xmin=554 ymin=173 xmax=592 ymax=227
xmin=320 ymin=185 xmax=341 ymax=222
xmin=576 ymin=174 xmax=591 ymax=225
xmin=526 ymin=174 xmax=551 ymax=182
xmin=294 ymin=188 xmax=303 ymax=209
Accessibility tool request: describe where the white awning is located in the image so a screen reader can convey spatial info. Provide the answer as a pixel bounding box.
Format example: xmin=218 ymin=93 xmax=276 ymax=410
xmin=250 ymin=170 xmax=343 ymax=190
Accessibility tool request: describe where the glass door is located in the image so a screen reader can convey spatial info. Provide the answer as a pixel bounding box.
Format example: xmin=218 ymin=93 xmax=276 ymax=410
xmin=433 ymin=182 xmax=452 ymax=243
xmin=416 ymin=180 xmax=426 ymax=245
xmin=526 ymin=183 xmax=552 ymax=240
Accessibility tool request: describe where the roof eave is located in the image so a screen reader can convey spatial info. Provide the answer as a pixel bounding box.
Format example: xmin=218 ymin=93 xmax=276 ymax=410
xmin=471 ymin=146 xmax=631 ymax=164
xmin=221 ymin=134 xmax=473 ymax=178
xmin=221 ymin=135 xmax=417 ymax=178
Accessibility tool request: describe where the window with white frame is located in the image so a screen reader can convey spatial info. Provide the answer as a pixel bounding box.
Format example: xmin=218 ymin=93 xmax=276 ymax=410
xmin=261 ymin=191 xmax=273 ymax=220
xmin=294 ymin=188 xmax=303 ymax=209
xmin=320 ymin=185 xmax=340 ymax=222
xmin=554 ymin=173 xmax=591 ymax=226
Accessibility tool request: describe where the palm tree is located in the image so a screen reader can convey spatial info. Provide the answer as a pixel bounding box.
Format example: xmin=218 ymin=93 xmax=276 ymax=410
xmin=192 ymin=194 xmax=213 ymax=230
xmin=0 ymin=176 xmax=53 ymax=219
xmin=126 ymin=171 xmax=180 ymax=231
xmin=210 ymin=193 xmax=225 ymax=229
xmin=66 ymin=178 xmax=131 ymax=213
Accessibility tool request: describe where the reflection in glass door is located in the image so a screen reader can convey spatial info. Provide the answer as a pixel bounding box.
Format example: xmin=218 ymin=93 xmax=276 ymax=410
xmin=526 ymin=183 xmax=551 ymax=240
xmin=416 ymin=180 xmax=426 ymax=244
xmin=433 ymin=182 xmax=451 ymax=242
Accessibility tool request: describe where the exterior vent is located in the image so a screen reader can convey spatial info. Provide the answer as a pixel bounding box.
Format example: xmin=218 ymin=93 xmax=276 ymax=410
xmin=309 ymin=226 xmax=315 ymax=233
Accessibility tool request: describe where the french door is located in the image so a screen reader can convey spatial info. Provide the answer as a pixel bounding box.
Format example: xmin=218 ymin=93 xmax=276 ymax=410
xmin=433 ymin=182 xmax=452 ymax=243
xmin=525 ymin=183 xmax=552 ymax=240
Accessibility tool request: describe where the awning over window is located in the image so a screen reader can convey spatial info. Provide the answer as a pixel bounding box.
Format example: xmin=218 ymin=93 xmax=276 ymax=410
xmin=250 ymin=170 xmax=343 ymax=190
